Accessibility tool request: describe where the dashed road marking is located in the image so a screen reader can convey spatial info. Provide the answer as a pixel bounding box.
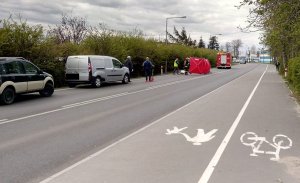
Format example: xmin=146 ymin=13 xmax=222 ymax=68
xmin=0 ymin=71 xmax=226 ymax=126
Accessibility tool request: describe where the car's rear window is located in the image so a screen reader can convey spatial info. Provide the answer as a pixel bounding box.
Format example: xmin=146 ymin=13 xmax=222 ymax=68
xmin=66 ymin=57 xmax=88 ymax=69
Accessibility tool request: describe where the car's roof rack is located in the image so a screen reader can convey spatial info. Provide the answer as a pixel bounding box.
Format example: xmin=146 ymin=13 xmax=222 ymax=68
xmin=0 ymin=57 xmax=26 ymax=61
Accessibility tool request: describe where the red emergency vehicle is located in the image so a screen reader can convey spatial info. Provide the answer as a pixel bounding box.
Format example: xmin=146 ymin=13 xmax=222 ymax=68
xmin=216 ymin=52 xmax=232 ymax=69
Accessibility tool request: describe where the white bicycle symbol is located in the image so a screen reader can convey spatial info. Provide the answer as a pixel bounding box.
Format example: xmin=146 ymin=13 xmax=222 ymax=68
xmin=240 ymin=132 xmax=292 ymax=161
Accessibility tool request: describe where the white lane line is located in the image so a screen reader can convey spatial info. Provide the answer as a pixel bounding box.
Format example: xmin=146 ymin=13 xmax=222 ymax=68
xmin=55 ymin=88 xmax=72 ymax=92
xmin=0 ymin=69 xmax=231 ymax=126
xmin=39 ymin=66 xmax=257 ymax=183
xmin=62 ymin=92 xmax=129 ymax=108
xmin=0 ymin=119 xmax=8 ymax=122
xmin=0 ymin=108 xmax=67 ymax=125
xmin=62 ymin=71 xmax=226 ymax=108
xmin=55 ymin=70 xmax=226 ymax=92
xmin=0 ymin=76 xmax=206 ymax=126
xmin=198 ymin=65 xmax=268 ymax=183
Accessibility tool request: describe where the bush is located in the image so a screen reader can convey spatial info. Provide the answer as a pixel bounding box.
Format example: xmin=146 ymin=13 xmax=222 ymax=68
xmin=0 ymin=16 xmax=219 ymax=88
xmin=287 ymin=57 xmax=300 ymax=94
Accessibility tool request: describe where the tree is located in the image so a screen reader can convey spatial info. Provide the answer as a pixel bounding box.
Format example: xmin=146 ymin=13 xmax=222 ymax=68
xmin=238 ymin=0 xmax=300 ymax=67
xmin=0 ymin=15 xmax=43 ymax=58
xmin=231 ymin=39 xmax=243 ymax=58
xmin=207 ymin=36 xmax=219 ymax=50
xmin=198 ymin=36 xmax=205 ymax=48
xmin=250 ymin=45 xmax=257 ymax=54
xmin=48 ymin=13 xmax=88 ymax=44
xmin=225 ymin=42 xmax=232 ymax=52
xmin=168 ymin=27 xmax=196 ymax=47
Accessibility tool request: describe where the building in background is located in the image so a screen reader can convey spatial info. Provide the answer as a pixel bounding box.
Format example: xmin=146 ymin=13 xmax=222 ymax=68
xmin=259 ymin=49 xmax=272 ymax=63
xmin=250 ymin=54 xmax=259 ymax=62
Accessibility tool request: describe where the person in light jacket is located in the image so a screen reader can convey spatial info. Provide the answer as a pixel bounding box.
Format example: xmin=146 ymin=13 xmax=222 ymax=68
xmin=173 ymin=58 xmax=179 ymax=75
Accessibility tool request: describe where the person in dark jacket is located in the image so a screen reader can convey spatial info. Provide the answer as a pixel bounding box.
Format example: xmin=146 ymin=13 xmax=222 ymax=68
xmin=184 ymin=57 xmax=190 ymax=75
xmin=124 ymin=56 xmax=133 ymax=82
xmin=143 ymin=57 xmax=153 ymax=82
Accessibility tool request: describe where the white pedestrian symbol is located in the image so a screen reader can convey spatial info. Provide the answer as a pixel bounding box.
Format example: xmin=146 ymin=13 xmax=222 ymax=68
xmin=240 ymin=132 xmax=292 ymax=161
xmin=166 ymin=126 xmax=218 ymax=145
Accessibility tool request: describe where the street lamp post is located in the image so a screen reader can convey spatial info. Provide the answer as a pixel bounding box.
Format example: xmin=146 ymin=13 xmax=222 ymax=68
xmin=165 ymin=16 xmax=186 ymax=73
xmin=210 ymin=33 xmax=222 ymax=37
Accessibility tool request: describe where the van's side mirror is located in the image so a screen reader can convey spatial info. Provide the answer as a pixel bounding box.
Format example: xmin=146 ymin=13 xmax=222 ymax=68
xmin=120 ymin=64 xmax=124 ymax=68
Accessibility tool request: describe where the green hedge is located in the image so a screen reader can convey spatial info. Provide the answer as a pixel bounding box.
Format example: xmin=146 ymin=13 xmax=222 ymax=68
xmin=69 ymin=35 xmax=218 ymax=78
xmin=287 ymin=57 xmax=300 ymax=95
xmin=0 ymin=18 xmax=218 ymax=87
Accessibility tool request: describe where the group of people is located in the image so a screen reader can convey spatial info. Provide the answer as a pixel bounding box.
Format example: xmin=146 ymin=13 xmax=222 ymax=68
xmin=124 ymin=56 xmax=190 ymax=83
xmin=124 ymin=56 xmax=154 ymax=82
xmin=173 ymin=57 xmax=190 ymax=75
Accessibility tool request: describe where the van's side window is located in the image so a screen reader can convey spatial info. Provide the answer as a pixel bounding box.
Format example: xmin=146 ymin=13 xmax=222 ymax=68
xmin=112 ymin=59 xmax=122 ymax=68
xmin=91 ymin=58 xmax=105 ymax=69
xmin=104 ymin=59 xmax=113 ymax=68
xmin=4 ymin=61 xmax=25 ymax=74
xmin=23 ymin=61 xmax=39 ymax=74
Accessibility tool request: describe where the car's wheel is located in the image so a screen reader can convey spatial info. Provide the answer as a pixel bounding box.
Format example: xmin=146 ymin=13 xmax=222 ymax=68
xmin=122 ymin=74 xmax=129 ymax=84
xmin=39 ymin=82 xmax=54 ymax=97
xmin=93 ymin=77 xmax=102 ymax=88
xmin=0 ymin=87 xmax=15 ymax=105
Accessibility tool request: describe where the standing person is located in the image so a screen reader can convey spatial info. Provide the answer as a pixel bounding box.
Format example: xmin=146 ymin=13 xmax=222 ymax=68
xmin=173 ymin=57 xmax=179 ymax=75
xmin=143 ymin=57 xmax=153 ymax=82
xmin=275 ymin=60 xmax=280 ymax=71
xmin=184 ymin=57 xmax=190 ymax=75
xmin=124 ymin=56 xmax=133 ymax=82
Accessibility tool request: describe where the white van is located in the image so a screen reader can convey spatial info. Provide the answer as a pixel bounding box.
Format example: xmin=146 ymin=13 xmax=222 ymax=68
xmin=65 ymin=55 xmax=129 ymax=88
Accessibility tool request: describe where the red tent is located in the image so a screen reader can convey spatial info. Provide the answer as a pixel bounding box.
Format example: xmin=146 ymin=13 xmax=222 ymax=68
xmin=189 ymin=57 xmax=211 ymax=74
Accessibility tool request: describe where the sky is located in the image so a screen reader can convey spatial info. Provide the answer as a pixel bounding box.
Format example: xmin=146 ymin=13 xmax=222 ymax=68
xmin=1 ymin=0 xmax=262 ymax=55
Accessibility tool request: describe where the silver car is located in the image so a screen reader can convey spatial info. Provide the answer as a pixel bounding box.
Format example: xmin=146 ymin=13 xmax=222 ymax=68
xmin=239 ymin=58 xmax=247 ymax=64
xmin=65 ymin=55 xmax=130 ymax=88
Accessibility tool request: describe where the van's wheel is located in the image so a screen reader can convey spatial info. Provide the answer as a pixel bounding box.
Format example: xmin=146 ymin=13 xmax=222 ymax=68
xmin=93 ymin=77 xmax=102 ymax=88
xmin=122 ymin=74 xmax=129 ymax=84
xmin=40 ymin=82 xmax=54 ymax=97
xmin=0 ymin=87 xmax=15 ymax=105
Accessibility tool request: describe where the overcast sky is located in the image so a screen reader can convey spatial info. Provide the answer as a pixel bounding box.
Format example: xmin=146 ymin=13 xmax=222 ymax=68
xmin=1 ymin=0 xmax=262 ymax=55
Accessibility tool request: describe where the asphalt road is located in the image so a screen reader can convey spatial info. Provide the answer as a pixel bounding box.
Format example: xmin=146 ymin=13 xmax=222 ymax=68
xmin=1 ymin=63 xmax=299 ymax=183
